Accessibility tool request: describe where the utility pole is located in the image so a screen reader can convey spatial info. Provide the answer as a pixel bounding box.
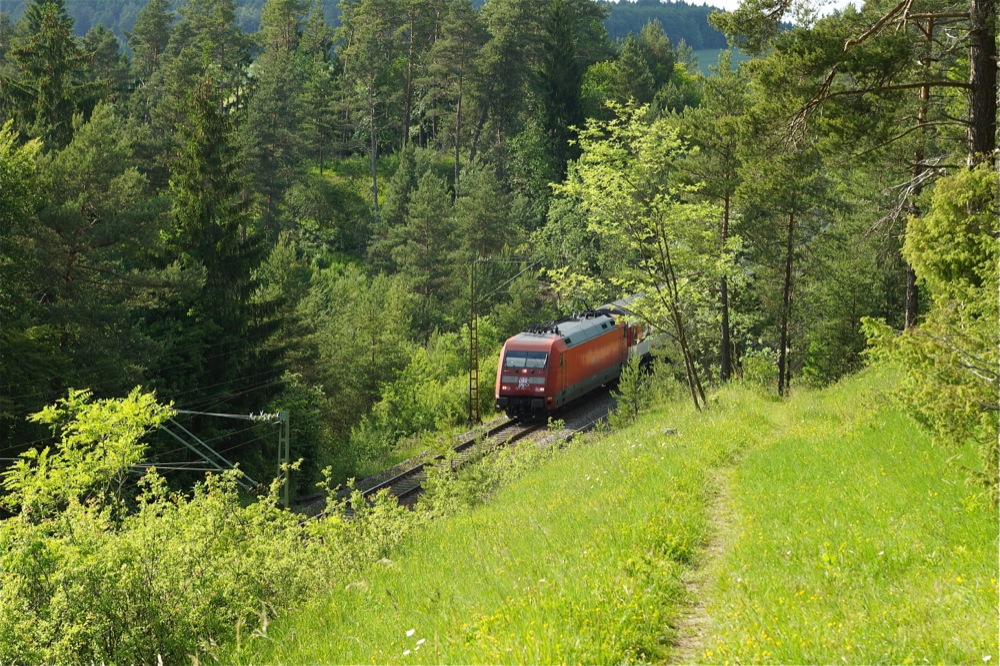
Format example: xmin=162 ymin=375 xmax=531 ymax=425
xmin=466 ymin=255 xmax=545 ymax=425
xmin=468 ymin=257 xmax=481 ymax=424
xmin=277 ymin=410 xmax=290 ymax=508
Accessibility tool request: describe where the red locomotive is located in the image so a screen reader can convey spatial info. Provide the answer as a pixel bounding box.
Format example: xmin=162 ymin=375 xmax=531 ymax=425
xmin=495 ymin=303 xmax=650 ymax=419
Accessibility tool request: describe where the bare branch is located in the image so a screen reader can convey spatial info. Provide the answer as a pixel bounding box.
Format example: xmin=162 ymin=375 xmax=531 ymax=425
xmin=845 ymin=0 xmax=908 ymax=49
xmin=867 ymin=158 xmax=949 ymax=234
xmin=908 ymin=12 xmax=971 ymax=19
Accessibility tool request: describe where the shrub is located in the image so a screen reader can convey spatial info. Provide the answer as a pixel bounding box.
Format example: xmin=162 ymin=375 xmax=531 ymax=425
xmin=609 ymin=356 xmax=650 ymax=428
xmin=0 ymin=390 xmax=317 ymax=663
xmin=864 ymin=164 xmax=998 ymax=500
xmin=739 ymin=347 xmax=779 ymax=392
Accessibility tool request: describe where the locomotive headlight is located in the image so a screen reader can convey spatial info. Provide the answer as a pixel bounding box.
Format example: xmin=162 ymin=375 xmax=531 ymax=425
xmin=535 ymin=387 xmax=545 ymax=393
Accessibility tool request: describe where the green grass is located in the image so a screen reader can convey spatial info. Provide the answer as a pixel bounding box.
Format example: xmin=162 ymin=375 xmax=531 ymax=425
xmin=230 ymin=367 xmax=997 ymax=664
xmin=703 ymin=370 xmax=997 ymax=663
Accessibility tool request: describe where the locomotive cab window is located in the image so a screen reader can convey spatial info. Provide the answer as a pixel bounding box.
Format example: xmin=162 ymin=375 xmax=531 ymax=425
xmin=504 ymin=350 xmax=548 ymax=369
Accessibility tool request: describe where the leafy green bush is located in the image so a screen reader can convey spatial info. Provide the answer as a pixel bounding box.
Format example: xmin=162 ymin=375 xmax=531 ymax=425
xmin=609 ymin=356 xmax=650 ymax=428
xmin=739 ymin=347 xmax=779 ymax=392
xmin=0 ymin=390 xmax=319 ymax=663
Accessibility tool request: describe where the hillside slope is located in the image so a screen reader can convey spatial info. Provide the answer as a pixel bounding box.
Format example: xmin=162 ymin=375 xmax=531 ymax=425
xmin=2 ymin=0 xmax=728 ymax=49
xmin=231 ymin=367 xmax=997 ymax=663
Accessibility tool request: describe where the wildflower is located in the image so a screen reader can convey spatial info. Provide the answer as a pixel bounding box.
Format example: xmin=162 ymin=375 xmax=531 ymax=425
xmin=406 ymin=628 xmax=416 ymax=637
xmin=417 ymin=639 xmax=425 ymax=646
xmin=403 ymin=649 xmax=411 ymax=656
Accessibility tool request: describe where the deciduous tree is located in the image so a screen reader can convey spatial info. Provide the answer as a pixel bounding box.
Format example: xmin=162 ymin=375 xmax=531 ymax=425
xmin=555 ymin=104 xmax=728 ymax=411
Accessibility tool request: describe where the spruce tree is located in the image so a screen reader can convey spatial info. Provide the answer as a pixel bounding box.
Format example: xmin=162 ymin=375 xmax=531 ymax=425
xmin=2 ymin=0 xmax=87 ymax=149
xmin=424 ymin=0 xmax=487 ymax=194
xmin=164 ymin=80 xmax=280 ymax=417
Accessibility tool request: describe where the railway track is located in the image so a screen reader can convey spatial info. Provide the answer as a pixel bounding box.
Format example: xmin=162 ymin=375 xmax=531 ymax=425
xmin=296 ymin=417 xmax=546 ymax=518
xmin=359 ymin=418 xmax=544 ymax=506
xmin=296 ymin=386 xmax=618 ymax=518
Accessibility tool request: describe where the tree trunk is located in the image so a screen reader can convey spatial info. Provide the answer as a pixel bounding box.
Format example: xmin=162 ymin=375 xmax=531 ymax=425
xmin=454 ymin=77 xmax=463 ymax=197
xmin=720 ymin=191 xmax=732 ymax=380
xmin=369 ymin=97 xmax=380 ymax=223
xmin=402 ymin=14 xmax=416 ymax=150
xmin=905 ymin=28 xmax=932 ymax=329
xmin=661 ymin=251 xmax=706 ymax=411
xmin=778 ymin=210 xmax=795 ymax=397
xmin=905 ymin=265 xmax=919 ymax=328
xmin=469 ymin=107 xmax=487 ymax=165
xmin=968 ymin=0 xmax=998 ymax=162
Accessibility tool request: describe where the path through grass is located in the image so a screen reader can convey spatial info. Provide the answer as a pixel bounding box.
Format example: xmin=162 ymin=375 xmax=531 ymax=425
xmin=700 ymin=370 xmax=997 ymax=663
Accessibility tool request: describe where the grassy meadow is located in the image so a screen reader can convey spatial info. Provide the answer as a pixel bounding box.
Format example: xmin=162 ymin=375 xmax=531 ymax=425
xmin=230 ymin=367 xmax=997 ymax=664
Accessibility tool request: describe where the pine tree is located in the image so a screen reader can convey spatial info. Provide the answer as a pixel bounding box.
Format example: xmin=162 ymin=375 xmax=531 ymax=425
xmin=469 ymin=0 xmax=545 ymax=159
xmin=540 ymin=0 xmax=584 ymax=176
xmin=675 ymin=50 xmax=748 ymax=380
xmin=81 ymin=26 xmax=130 ymax=104
xmin=241 ymin=0 xmax=309 ymax=238
xmin=157 ymin=0 xmax=250 ymax=135
xmin=30 ymin=104 xmax=168 ymax=399
xmin=128 ymin=0 xmax=173 ymax=82
xmin=0 ymin=122 xmax=45 ymax=439
xmin=424 ymin=0 xmax=486 ymax=194
xmin=338 ymin=0 xmax=404 ymax=221
xmin=635 ymin=18 xmax=675 ymax=89
xmin=398 ymin=0 xmax=445 ymax=149
xmin=298 ymin=3 xmax=337 ymax=174
xmin=389 ymin=169 xmax=457 ymax=333
xmin=613 ymin=35 xmax=655 ymax=106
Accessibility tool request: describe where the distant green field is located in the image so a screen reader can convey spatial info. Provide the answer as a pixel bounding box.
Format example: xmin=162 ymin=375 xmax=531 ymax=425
xmin=230 ymin=366 xmax=997 ymax=664
xmin=693 ymin=48 xmax=752 ymax=75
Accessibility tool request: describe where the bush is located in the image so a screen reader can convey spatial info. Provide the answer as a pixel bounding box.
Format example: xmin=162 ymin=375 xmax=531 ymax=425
xmin=739 ymin=347 xmax=779 ymax=392
xmin=0 ymin=388 xmax=433 ymax=663
xmin=609 ymin=356 xmax=650 ymax=428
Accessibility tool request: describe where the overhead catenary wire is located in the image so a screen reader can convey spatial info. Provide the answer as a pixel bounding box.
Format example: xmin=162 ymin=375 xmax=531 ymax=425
xmin=159 ymin=421 xmax=259 ymax=489
xmin=0 ymin=377 xmax=283 ymax=457
xmin=0 ymin=376 xmax=285 ymax=459
xmin=148 ymin=421 xmax=270 ymax=459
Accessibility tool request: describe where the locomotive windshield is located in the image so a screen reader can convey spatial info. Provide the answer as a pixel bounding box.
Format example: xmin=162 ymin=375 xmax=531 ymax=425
xmin=504 ymin=350 xmax=548 ymax=369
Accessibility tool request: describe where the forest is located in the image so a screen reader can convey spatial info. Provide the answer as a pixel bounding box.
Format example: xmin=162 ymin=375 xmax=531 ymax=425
xmin=1 ymin=0 xmax=730 ymax=50
xmin=0 ymin=0 xmax=994 ymax=489
xmin=0 ymin=0 xmax=996 ymax=497
xmin=0 ymin=0 xmax=995 ymax=660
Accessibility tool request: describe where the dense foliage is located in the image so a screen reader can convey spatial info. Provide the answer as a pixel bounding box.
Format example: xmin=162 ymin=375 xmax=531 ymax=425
xmin=0 ymin=0 xmax=995 ymax=656
xmin=0 ymin=388 xmax=421 ymax=662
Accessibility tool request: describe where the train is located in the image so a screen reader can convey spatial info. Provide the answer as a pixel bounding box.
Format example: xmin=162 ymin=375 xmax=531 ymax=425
xmin=495 ymin=300 xmax=652 ymax=419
